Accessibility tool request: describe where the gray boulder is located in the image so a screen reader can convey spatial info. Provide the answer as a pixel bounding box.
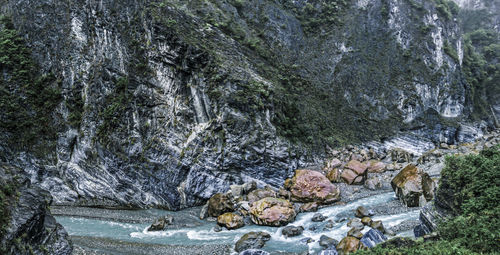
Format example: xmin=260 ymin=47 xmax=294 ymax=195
xmin=235 ymin=232 xmax=271 ymax=252
xmin=360 ymin=229 xmax=387 ymax=248
xmin=281 ymin=226 xmax=304 ymax=237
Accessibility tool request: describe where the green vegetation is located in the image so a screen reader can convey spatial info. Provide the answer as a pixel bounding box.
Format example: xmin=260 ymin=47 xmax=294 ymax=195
xmin=355 ymin=146 xmax=500 ymax=254
xmin=461 ymin=28 xmax=500 ymax=120
xmin=433 ymin=0 xmax=459 ymax=20
xmin=282 ymin=0 xmax=350 ymax=34
xmin=0 ymin=16 xmax=61 ymax=147
xmin=443 ymin=40 xmax=459 ymax=63
xmin=437 ymin=146 xmax=500 ymax=253
xmin=0 ymin=177 xmax=16 ymax=253
xmin=96 ymin=77 xmax=130 ymax=145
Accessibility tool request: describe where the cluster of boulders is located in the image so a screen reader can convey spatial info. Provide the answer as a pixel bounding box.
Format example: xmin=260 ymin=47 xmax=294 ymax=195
xmin=316 ymin=206 xmax=391 ymax=255
xmin=323 ymin=146 xmax=411 ymax=192
xmin=199 ymin=169 xmax=342 ymax=232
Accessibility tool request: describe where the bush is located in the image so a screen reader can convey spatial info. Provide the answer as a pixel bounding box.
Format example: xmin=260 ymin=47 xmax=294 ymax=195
xmin=436 ymin=145 xmax=500 ymax=253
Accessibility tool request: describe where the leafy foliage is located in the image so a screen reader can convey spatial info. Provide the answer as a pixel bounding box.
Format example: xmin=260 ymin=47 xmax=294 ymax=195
xmin=96 ymin=77 xmax=130 ymax=145
xmin=0 ymin=16 xmax=61 ymax=147
xmin=436 ymin=146 xmax=500 ymax=253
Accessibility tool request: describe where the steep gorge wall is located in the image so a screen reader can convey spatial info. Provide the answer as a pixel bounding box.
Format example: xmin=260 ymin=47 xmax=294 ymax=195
xmin=0 ymin=0 xmax=496 ymax=209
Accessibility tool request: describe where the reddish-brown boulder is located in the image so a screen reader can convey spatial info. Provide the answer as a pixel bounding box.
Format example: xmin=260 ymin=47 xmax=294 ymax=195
xmin=217 ymin=212 xmax=244 ymax=230
xmin=367 ymin=160 xmax=386 ymax=173
xmin=337 ymin=236 xmax=361 ymax=254
xmin=341 ymin=169 xmax=358 ymax=185
xmin=345 ymin=160 xmax=368 ymax=175
xmin=288 ymin=169 xmax=340 ymax=204
xmin=249 ymin=197 xmax=296 ymax=226
xmin=391 ymin=164 xmax=434 ymax=207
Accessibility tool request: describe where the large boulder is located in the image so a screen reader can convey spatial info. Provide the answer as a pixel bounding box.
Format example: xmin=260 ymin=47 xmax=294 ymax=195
xmin=319 ymin=235 xmax=339 ymax=248
xmin=147 ymin=215 xmax=174 ymax=231
xmin=288 ymin=169 xmax=340 ymax=204
xmin=345 ymin=160 xmax=368 ymax=175
xmin=207 ymin=193 xmax=234 ymax=217
xmin=249 ymin=197 xmax=296 ymax=226
xmin=360 ymin=229 xmax=387 ymax=248
xmin=281 ymin=225 xmax=304 ymax=237
xmin=217 ymin=212 xmax=245 ymax=230
xmin=355 ymin=206 xmax=374 ymax=218
xmin=235 ymin=232 xmax=271 ymax=252
xmin=336 ymin=236 xmax=361 ymax=254
xmin=247 ymin=187 xmax=277 ymax=203
xmin=341 ymin=169 xmax=358 ymax=185
xmin=391 ymin=164 xmax=434 ymax=207
xmin=366 ymin=160 xmax=386 ymax=173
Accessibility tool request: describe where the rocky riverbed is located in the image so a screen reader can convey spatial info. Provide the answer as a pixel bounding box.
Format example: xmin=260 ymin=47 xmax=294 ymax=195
xmin=51 ymin=129 xmax=499 ymax=254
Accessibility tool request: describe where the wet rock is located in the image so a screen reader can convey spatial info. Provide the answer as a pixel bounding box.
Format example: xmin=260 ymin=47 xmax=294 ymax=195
xmin=235 ymin=232 xmax=271 ymax=253
xmin=326 ymin=168 xmax=341 ymax=183
xmin=391 ymin=164 xmax=434 ymax=207
xmin=288 ymin=169 xmax=340 ymax=204
xmin=247 ymin=187 xmax=277 ymax=204
xmin=312 ymin=213 xmax=327 ymax=222
xmin=364 ymin=177 xmax=382 ymax=190
xmin=367 ymin=160 xmax=386 ymax=173
xmin=300 ymin=202 xmax=319 ymax=212
xmin=355 ymin=206 xmax=374 ymax=218
xmin=249 ymin=197 xmax=296 ymax=226
xmin=347 ymin=227 xmax=364 ymax=239
xmin=301 ymin=237 xmax=314 ymax=244
xmin=281 ymin=225 xmax=304 ymax=237
xmin=200 ymin=201 xmax=209 ymax=219
xmin=325 ymin=220 xmax=334 ymax=229
xmin=361 ymin=217 xmax=372 ymax=226
xmin=319 ymin=235 xmax=339 ymax=248
xmin=336 ymin=236 xmax=361 ymax=254
xmin=345 ymin=160 xmax=368 ymax=175
xmin=347 ymin=218 xmax=364 ymax=229
xmin=360 ymin=229 xmax=387 ymax=248
xmin=217 ymin=212 xmax=245 ymax=230
xmin=207 ymin=193 xmax=234 ymax=217
xmin=370 ymin=220 xmax=386 ymax=233
xmin=213 ymin=225 xmax=222 ymax=232
xmin=319 ymin=247 xmax=339 ymax=255
xmin=341 ymin=169 xmax=358 ymax=185
xmin=147 ymin=215 xmax=174 ymax=231
xmin=239 ymin=249 xmax=270 ymax=255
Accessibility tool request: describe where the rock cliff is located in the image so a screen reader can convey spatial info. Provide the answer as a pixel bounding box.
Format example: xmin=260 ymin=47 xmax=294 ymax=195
xmin=0 ymin=0 xmax=498 ymax=209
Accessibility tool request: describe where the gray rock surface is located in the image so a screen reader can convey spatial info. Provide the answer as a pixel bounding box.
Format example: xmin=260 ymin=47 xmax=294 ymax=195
xmin=0 ymin=164 xmax=72 ymax=255
xmin=0 ymin=0 xmax=497 ymax=211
